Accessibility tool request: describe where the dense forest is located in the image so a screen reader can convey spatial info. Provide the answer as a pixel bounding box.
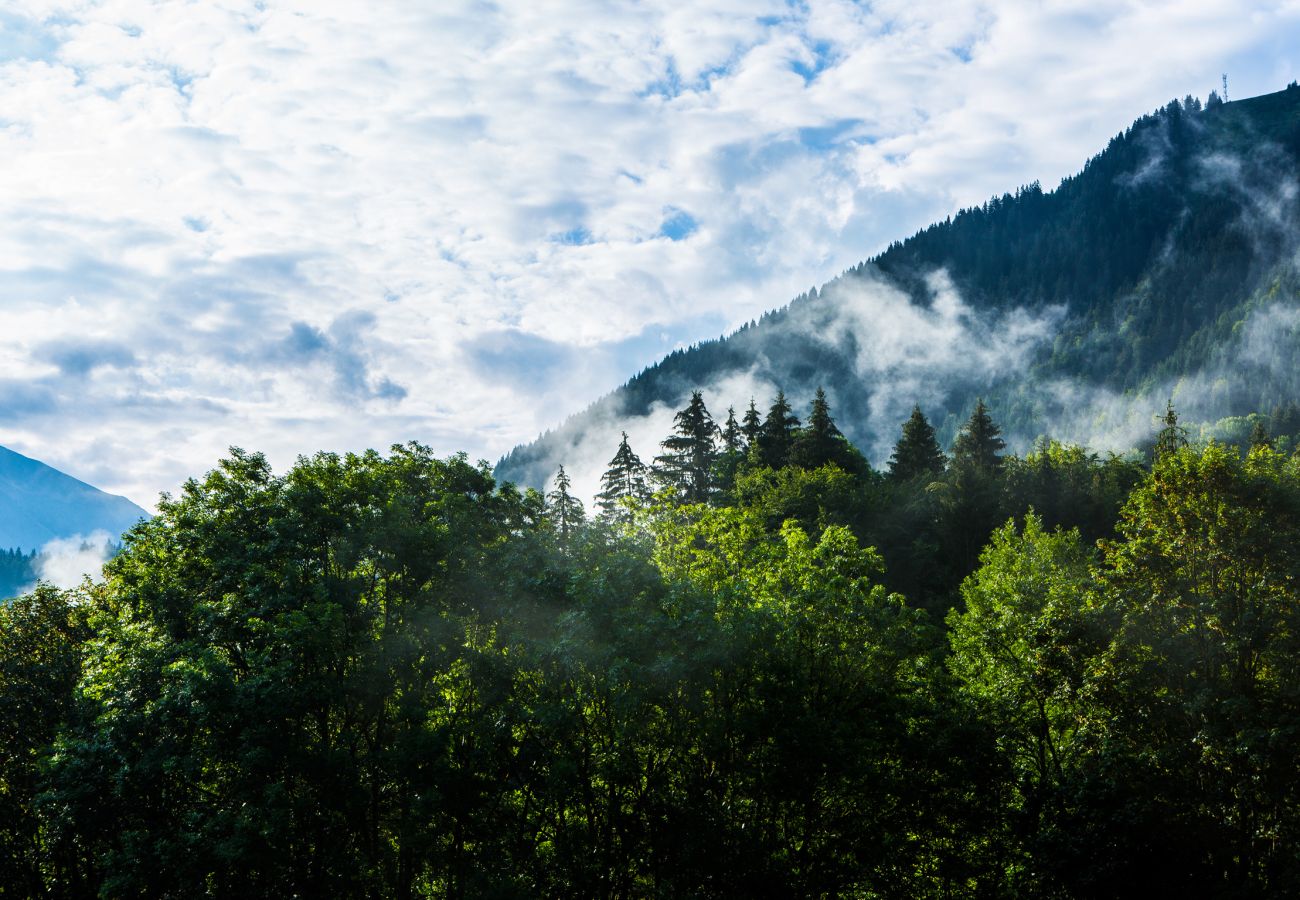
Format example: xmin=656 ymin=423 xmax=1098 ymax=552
xmin=0 ymin=548 xmax=37 ymax=600
xmin=4 ymin=389 xmax=1299 ymax=897
xmin=497 ymin=84 xmax=1300 ymax=489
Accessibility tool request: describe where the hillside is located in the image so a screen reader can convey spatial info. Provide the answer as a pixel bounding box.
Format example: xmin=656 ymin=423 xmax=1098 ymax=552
xmin=497 ymin=84 xmax=1300 ymax=490
xmin=0 ymin=445 xmax=147 ymax=552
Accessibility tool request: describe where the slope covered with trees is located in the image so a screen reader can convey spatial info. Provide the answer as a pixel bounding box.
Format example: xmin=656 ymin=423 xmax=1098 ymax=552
xmin=498 ymin=83 xmax=1300 ymax=490
xmin=5 ymin=390 xmax=1300 ymax=896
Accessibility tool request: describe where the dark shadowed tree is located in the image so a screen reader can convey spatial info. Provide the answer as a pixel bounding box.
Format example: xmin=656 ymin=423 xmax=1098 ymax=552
xmin=547 ymin=464 xmax=586 ymax=546
xmin=758 ymin=390 xmax=800 ymax=470
xmin=653 ymin=391 xmax=718 ymax=503
xmin=1153 ymin=400 xmax=1188 ymax=459
xmin=595 ymin=433 xmax=649 ymax=522
xmin=951 ymin=399 xmax=1005 ymax=471
xmin=791 ymin=388 xmax=860 ymax=472
xmin=741 ymin=399 xmax=762 ymax=448
xmin=888 ymin=406 xmax=947 ymax=481
xmin=714 ymin=407 xmax=746 ymax=495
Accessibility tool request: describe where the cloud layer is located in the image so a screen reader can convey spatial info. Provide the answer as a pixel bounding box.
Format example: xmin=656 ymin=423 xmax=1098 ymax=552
xmin=1 ymin=0 xmax=1298 ymax=506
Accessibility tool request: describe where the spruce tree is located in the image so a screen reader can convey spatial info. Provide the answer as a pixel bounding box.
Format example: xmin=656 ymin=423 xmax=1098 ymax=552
xmin=653 ymin=391 xmax=718 ymax=503
xmin=951 ymin=399 xmax=1005 ymax=470
xmin=791 ymin=387 xmax=848 ymax=469
xmin=1249 ymin=420 xmax=1273 ymax=452
xmin=758 ymin=390 xmax=800 ymax=469
xmin=888 ymin=405 xmax=946 ymax=480
xmin=1153 ymin=400 xmax=1188 ymax=459
xmin=720 ymin=407 xmax=743 ymax=456
xmin=713 ymin=406 xmax=746 ymax=494
xmin=546 ymin=464 xmax=585 ymax=547
xmin=595 ymin=432 xmax=648 ymax=521
xmin=741 ymin=399 xmax=762 ymax=448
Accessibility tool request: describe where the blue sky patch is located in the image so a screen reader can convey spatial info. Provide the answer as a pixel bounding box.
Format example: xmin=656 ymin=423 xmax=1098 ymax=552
xmin=658 ymin=208 xmax=698 ymax=241
xmin=0 ymin=12 xmax=59 ymax=63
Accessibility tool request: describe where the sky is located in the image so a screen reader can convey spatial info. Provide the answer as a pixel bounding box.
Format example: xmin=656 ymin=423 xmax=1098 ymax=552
xmin=1 ymin=0 xmax=1299 ymax=509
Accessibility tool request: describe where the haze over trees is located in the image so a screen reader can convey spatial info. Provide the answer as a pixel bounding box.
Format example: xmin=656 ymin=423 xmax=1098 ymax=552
xmin=497 ymin=84 xmax=1300 ymax=491
xmin=7 ymin=87 xmax=1300 ymax=897
xmin=3 ymin=389 xmax=1300 ymax=896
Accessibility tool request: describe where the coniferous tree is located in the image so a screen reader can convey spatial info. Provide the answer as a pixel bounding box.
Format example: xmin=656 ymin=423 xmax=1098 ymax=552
xmin=758 ymin=390 xmax=800 ymax=469
xmin=888 ymin=405 xmax=946 ymax=481
xmin=741 ymin=399 xmax=762 ymax=448
xmin=1249 ymin=419 xmax=1273 ymax=451
xmin=714 ymin=407 xmax=746 ymax=495
xmin=546 ymin=464 xmax=585 ymax=546
xmin=791 ymin=387 xmax=851 ymax=470
xmin=720 ymin=407 xmax=743 ymax=456
xmin=653 ymin=391 xmax=718 ymax=503
xmin=951 ymin=399 xmax=1005 ymax=470
xmin=1153 ymin=400 xmax=1188 ymax=459
xmin=596 ymin=432 xmax=648 ymax=521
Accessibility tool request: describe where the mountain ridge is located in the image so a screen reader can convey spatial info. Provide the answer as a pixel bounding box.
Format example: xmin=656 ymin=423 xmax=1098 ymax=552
xmin=497 ymin=84 xmax=1300 ymax=491
xmin=0 ymin=444 xmax=149 ymax=552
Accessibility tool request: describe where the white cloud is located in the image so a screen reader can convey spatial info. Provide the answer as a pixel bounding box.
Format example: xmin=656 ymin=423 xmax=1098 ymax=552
xmin=1 ymin=0 xmax=1298 ymax=505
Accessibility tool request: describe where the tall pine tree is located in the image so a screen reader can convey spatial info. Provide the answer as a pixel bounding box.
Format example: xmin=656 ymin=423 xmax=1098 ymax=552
xmin=888 ymin=406 xmax=946 ymax=480
xmin=951 ymin=399 xmax=1005 ymax=470
xmin=1153 ymin=399 xmax=1189 ymax=459
xmin=595 ymin=432 xmax=648 ymax=521
xmin=714 ymin=406 xmax=746 ymax=494
xmin=546 ymin=464 xmax=585 ymax=547
xmin=741 ymin=399 xmax=762 ymax=448
xmin=791 ymin=387 xmax=854 ymax=470
xmin=653 ymin=391 xmax=719 ymax=503
xmin=758 ymin=390 xmax=800 ymax=469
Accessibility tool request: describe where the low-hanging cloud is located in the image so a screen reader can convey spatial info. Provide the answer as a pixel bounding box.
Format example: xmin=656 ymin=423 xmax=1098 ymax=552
xmin=2 ymin=1 xmax=1299 ymax=507
xmin=31 ymin=530 xmax=116 ymax=590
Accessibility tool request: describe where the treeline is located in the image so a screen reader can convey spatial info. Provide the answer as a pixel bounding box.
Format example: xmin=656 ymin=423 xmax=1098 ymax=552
xmin=0 ymin=547 xmax=37 ymax=599
xmin=2 ymin=397 xmax=1299 ymax=897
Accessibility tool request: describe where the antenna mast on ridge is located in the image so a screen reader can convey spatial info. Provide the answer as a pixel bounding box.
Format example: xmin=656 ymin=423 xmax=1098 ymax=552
xmin=1222 ymin=73 xmax=1229 ymax=102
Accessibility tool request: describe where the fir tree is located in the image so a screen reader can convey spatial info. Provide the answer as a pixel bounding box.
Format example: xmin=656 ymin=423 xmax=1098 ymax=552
xmin=951 ymin=399 xmax=1005 ymax=470
xmin=1249 ymin=419 xmax=1273 ymax=451
xmin=791 ymin=387 xmax=848 ymax=469
xmin=721 ymin=407 xmax=743 ymax=456
xmin=758 ymin=390 xmax=800 ymax=469
xmin=888 ymin=405 xmax=946 ymax=480
xmin=595 ymin=432 xmax=648 ymax=521
xmin=741 ymin=399 xmax=762 ymax=448
xmin=653 ymin=391 xmax=718 ymax=503
xmin=546 ymin=464 xmax=585 ymax=547
xmin=1153 ymin=400 xmax=1188 ymax=459
xmin=713 ymin=407 xmax=746 ymax=495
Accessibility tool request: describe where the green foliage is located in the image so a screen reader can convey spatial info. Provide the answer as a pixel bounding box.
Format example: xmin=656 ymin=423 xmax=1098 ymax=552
xmin=8 ymin=420 xmax=1300 ymax=894
xmin=653 ymin=390 xmax=719 ymax=503
xmin=951 ymin=398 xmax=1006 ymax=471
xmin=757 ymin=389 xmax=799 ymax=469
xmin=595 ymin=431 xmax=649 ymax=522
xmin=888 ymin=405 xmax=946 ymax=482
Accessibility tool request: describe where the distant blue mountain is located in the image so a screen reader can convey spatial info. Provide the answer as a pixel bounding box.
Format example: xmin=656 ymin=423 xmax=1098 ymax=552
xmin=0 ymin=445 xmax=148 ymax=552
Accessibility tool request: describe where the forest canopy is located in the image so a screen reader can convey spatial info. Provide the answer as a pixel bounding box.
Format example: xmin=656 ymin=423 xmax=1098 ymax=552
xmin=2 ymin=393 xmax=1299 ymax=897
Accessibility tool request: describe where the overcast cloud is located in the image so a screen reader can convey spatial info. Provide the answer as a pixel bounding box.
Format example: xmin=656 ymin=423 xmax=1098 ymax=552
xmin=1 ymin=0 xmax=1298 ymax=507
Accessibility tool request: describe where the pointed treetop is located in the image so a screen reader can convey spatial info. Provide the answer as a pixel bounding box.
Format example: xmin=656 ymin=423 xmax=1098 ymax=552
xmin=888 ymin=405 xmax=946 ymax=480
xmin=741 ymin=398 xmax=762 ymax=447
xmin=596 ymin=431 xmax=649 ymax=521
xmin=951 ymin=399 xmax=1005 ymax=470
xmin=1154 ymin=399 xmax=1188 ymax=459
xmin=758 ymin=389 xmax=801 ymax=469
xmin=546 ymin=464 xmax=585 ymax=547
xmin=791 ymin=387 xmax=852 ymax=470
xmin=721 ymin=406 xmax=743 ymax=455
xmin=652 ymin=390 xmax=718 ymax=503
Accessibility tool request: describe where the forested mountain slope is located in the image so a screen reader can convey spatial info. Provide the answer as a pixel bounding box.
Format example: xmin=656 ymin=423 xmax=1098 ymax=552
xmin=498 ymin=84 xmax=1300 ymax=489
